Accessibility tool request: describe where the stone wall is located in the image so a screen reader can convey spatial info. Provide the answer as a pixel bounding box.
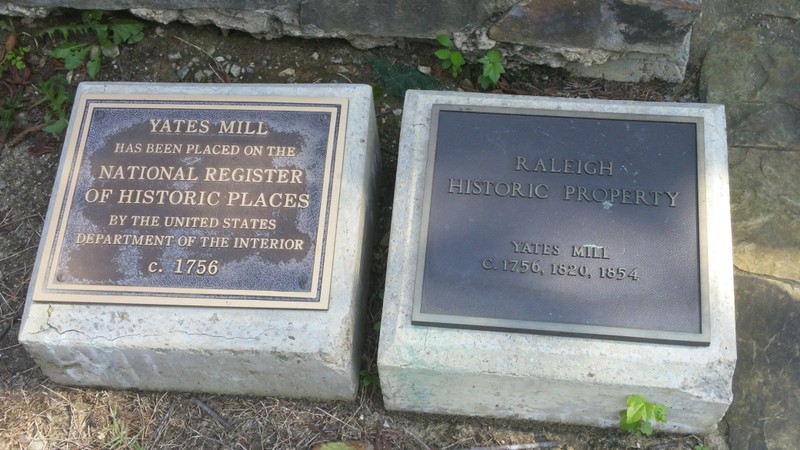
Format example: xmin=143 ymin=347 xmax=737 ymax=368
xmin=0 ymin=0 xmax=702 ymax=82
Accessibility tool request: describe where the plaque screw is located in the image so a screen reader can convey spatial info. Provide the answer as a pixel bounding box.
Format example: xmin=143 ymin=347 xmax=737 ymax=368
xmin=56 ymin=273 xmax=65 ymax=282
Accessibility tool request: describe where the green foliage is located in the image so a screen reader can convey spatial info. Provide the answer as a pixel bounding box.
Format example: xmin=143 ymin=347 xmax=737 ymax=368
xmin=0 ymin=18 xmax=12 ymax=32
xmin=431 ymin=35 xmax=506 ymax=90
xmin=34 ymin=75 xmax=71 ymax=135
xmin=477 ymin=48 xmax=505 ymax=90
xmin=359 ymin=368 xmax=379 ymax=388
xmin=371 ymin=58 xmax=445 ymax=98
xmin=434 ymin=34 xmax=465 ymax=78
xmin=694 ymin=446 xmax=710 ymax=450
xmin=0 ymin=96 xmax=23 ymax=140
xmin=618 ymin=394 xmax=668 ymax=436
xmin=4 ymin=46 xmax=30 ymax=70
xmin=39 ymin=10 xmax=144 ymax=79
xmin=104 ymin=412 xmax=145 ymax=450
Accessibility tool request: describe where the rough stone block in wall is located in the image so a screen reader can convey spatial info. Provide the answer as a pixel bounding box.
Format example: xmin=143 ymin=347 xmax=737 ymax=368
xmin=489 ymin=0 xmax=701 ymax=81
xmin=491 ymin=0 xmax=700 ymax=56
xmin=0 ymin=0 xmax=701 ymax=82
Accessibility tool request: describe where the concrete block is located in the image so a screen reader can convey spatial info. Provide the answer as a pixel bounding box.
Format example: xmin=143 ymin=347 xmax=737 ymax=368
xmin=378 ymin=90 xmax=735 ymax=433
xmin=19 ymin=82 xmax=378 ymax=400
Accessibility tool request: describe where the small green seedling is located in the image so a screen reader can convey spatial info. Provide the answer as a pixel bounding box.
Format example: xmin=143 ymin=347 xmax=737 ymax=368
xmin=40 ymin=10 xmax=144 ymax=79
xmin=5 ymin=46 xmax=30 ymax=70
xmin=434 ymin=34 xmax=465 ymax=78
xmin=477 ymin=48 xmax=505 ymax=90
xmin=359 ymin=369 xmax=379 ymax=387
xmin=694 ymin=445 xmax=710 ymax=450
xmin=619 ymin=394 xmax=668 ymax=436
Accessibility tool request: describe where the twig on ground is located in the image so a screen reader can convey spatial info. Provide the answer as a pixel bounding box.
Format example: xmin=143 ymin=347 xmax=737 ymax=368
xmin=149 ymin=398 xmax=177 ymax=446
xmin=173 ymin=35 xmax=228 ymax=82
xmin=6 ymin=124 xmax=43 ymax=148
xmin=193 ymin=398 xmax=233 ymax=431
xmin=314 ymin=406 xmax=362 ymax=435
xmin=673 ymin=68 xmax=700 ymax=99
xmin=402 ymin=427 xmax=432 ymax=450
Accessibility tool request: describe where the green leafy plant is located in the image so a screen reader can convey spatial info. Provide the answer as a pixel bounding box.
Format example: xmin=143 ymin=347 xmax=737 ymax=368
xmin=34 ymin=75 xmax=71 ymax=135
xmin=359 ymin=368 xmax=379 ymax=387
xmin=39 ymin=10 xmax=144 ymax=78
xmin=4 ymin=46 xmax=30 ymax=70
xmin=694 ymin=446 xmax=710 ymax=450
xmin=434 ymin=34 xmax=465 ymax=78
xmin=0 ymin=96 xmax=23 ymax=140
xmin=618 ymin=394 xmax=668 ymax=436
xmin=477 ymin=48 xmax=505 ymax=90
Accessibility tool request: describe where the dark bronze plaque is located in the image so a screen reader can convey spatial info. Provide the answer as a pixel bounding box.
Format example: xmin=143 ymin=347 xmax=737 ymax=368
xmin=412 ymin=105 xmax=710 ymax=345
xmin=34 ymin=94 xmax=348 ymax=309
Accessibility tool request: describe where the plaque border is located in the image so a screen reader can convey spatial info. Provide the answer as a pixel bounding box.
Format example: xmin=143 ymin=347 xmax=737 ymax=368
xmin=412 ymin=104 xmax=710 ymax=346
xmin=32 ymin=93 xmax=348 ymax=310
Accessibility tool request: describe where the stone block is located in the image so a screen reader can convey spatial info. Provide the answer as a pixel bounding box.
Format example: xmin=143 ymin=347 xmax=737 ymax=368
xmin=0 ymin=0 xmax=700 ymax=82
xmin=378 ymin=90 xmax=736 ymax=433
xmin=18 ymin=82 xmax=378 ymax=400
xmin=726 ymin=274 xmax=800 ymax=449
xmin=490 ymin=0 xmax=700 ymax=55
xmin=488 ymin=0 xmax=700 ymax=81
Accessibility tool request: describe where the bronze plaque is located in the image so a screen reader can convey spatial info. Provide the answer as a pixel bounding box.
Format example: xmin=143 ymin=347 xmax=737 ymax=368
xmin=33 ymin=93 xmax=348 ymax=309
xmin=413 ymin=105 xmax=710 ymax=345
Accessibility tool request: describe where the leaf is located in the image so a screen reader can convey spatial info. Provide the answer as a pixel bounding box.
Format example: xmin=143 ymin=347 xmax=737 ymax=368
xmin=450 ymin=51 xmax=465 ymax=66
xmin=371 ymin=58 xmax=445 ymax=98
xmin=618 ymin=410 xmax=636 ymax=432
xmin=626 ymin=394 xmax=646 ymax=407
xmin=436 ymin=34 xmax=452 ymax=48
xmin=640 ymin=420 xmax=653 ymax=436
xmin=434 ymin=48 xmax=451 ymax=61
xmin=87 ymin=45 xmax=101 ymax=78
xmin=82 ymin=10 xmax=104 ymax=25
xmin=485 ymin=48 xmax=503 ymax=64
xmin=627 ymin=403 xmax=644 ymax=423
xmin=477 ymin=74 xmax=491 ymax=90
xmin=51 ymin=42 xmax=90 ymax=69
xmin=38 ymin=24 xmax=91 ymax=40
xmin=43 ymin=117 xmax=68 ymax=135
xmin=93 ymin=23 xmax=113 ymax=47
xmin=653 ymin=404 xmax=668 ymax=423
xmin=111 ymin=20 xmax=145 ymax=45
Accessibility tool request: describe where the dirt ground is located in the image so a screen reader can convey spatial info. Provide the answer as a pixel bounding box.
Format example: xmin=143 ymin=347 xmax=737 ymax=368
xmin=0 ymin=9 xmax=723 ymax=450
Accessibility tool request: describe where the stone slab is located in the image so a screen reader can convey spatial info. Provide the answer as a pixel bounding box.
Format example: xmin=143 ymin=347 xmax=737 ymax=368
xmin=490 ymin=0 xmax=699 ymax=56
xmin=18 ymin=82 xmax=378 ymax=400
xmin=701 ymin=22 xmax=800 ymax=283
xmin=378 ymin=90 xmax=736 ymax=433
xmin=729 ymin=148 xmax=800 ymax=281
xmin=0 ymin=0 xmax=697 ymax=82
xmin=726 ymin=274 xmax=800 ymax=449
